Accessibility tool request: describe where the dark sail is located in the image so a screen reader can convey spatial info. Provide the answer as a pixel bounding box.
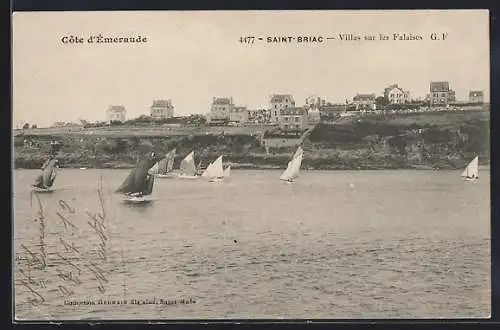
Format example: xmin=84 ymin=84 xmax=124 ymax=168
xmin=33 ymin=175 xmax=45 ymax=189
xmin=142 ymin=174 xmax=154 ymax=195
xmin=33 ymin=159 xmax=58 ymax=189
xmin=115 ymin=152 xmax=158 ymax=196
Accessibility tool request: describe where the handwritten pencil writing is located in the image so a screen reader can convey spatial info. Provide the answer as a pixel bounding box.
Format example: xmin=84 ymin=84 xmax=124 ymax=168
xmin=58 ymin=199 xmax=76 ymax=214
xmin=54 ymin=197 xmax=83 ymax=297
xmin=18 ymin=179 xmax=114 ymax=307
xmin=38 ymin=214 xmax=47 ymax=268
xmin=58 ymin=285 xmax=74 ymax=298
xmin=56 ymin=199 xmax=77 ymax=234
xmin=20 ymin=244 xmax=44 ymax=269
xmin=96 ymin=181 xmax=107 ymax=221
xmin=21 ymin=279 xmax=45 ymax=306
xmin=56 ymin=267 xmax=82 ymax=286
xmin=87 ymin=180 xmax=109 ymax=285
xmin=30 ymin=193 xmax=47 ymax=269
xmin=56 ymin=211 xmax=76 ymax=231
xmin=18 ymin=243 xmax=46 ymax=305
xmin=55 ymin=252 xmax=82 ymax=274
xmin=19 ymin=268 xmax=46 ymax=288
xmin=59 ymin=237 xmax=80 ymax=254
xmin=86 ymin=215 xmax=107 ymax=261
xmin=86 ymin=261 xmax=108 ymax=293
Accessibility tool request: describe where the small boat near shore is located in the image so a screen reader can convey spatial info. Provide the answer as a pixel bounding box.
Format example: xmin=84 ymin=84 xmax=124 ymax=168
xmin=202 ymin=155 xmax=224 ymax=183
xmin=178 ymin=151 xmax=199 ymax=180
xmin=280 ymin=146 xmax=303 ymax=183
xmin=116 ymin=151 xmax=158 ymax=204
xmin=31 ymin=157 xmax=58 ymax=192
xmin=150 ymin=148 xmax=177 ymax=179
xmin=461 ymin=156 xmax=479 ymax=182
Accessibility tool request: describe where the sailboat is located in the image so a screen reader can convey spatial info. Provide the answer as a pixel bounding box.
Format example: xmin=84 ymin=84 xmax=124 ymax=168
xmin=461 ymin=156 xmax=479 ymax=182
xmin=195 ymin=160 xmax=204 ymax=176
xmin=115 ymin=151 xmax=158 ymax=204
xmin=150 ymin=148 xmax=177 ymax=179
xmin=178 ymin=151 xmax=198 ymax=180
xmin=292 ymin=145 xmax=303 ymax=160
xmin=279 ymin=146 xmax=303 ymax=183
xmin=31 ymin=158 xmax=59 ymax=192
xmin=201 ymin=155 xmax=225 ymax=183
xmin=223 ymin=165 xmax=231 ymax=178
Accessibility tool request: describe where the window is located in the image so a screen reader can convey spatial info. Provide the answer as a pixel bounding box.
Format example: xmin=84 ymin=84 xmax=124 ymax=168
xmin=295 ymin=125 xmax=300 ymax=129
xmin=295 ymin=117 xmax=300 ymax=122
xmin=284 ymin=124 xmax=288 ymax=130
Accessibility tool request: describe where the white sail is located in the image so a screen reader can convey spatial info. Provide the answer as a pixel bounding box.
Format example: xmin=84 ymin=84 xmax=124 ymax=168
xmin=180 ymin=151 xmax=196 ymax=176
xmin=280 ymin=148 xmax=303 ymax=181
xmin=149 ymin=149 xmax=173 ymax=175
xmin=149 ymin=162 xmax=160 ymax=175
xmin=202 ymin=155 xmax=224 ymax=178
xmin=461 ymin=156 xmax=479 ymax=179
xmin=166 ymin=149 xmax=176 ymax=172
xmin=223 ymin=165 xmax=231 ymax=177
xmin=293 ymin=146 xmax=303 ymax=160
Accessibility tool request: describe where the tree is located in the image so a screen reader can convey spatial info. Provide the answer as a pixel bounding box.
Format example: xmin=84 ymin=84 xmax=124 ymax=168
xmin=375 ymin=96 xmax=389 ymax=108
xmin=22 ymin=123 xmax=30 ymax=129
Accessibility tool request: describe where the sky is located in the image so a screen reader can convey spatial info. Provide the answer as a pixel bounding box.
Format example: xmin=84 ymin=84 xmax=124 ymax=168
xmin=12 ymin=10 xmax=490 ymax=128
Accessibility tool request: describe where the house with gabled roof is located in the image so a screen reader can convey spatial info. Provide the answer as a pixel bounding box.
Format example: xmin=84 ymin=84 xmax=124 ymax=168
xmin=383 ymin=84 xmax=411 ymax=104
xmin=469 ymin=91 xmax=484 ymax=104
xmin=352 ymin=93 xmax=376 ymax=111
xmin=429 ymin=81 xmax=455 ymax=106
xmin=106 ymin=105 xmax=126 ymax=123
xmin=269 ymin=94 xmax=295 ymax=123
xmin=210 ymin=97 xmax=234 ymax=120
xmin=278 ymin=107 xmax=307 ymax=132
xmin=150 ymin=99 xmax=174 ymax=119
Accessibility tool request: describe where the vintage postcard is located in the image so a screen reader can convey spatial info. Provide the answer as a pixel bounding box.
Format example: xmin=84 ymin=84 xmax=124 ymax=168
xmin=12 ymin=10 xmax=490 ymax=320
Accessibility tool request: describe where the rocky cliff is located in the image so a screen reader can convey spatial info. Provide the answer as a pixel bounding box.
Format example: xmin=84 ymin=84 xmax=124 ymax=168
xmin=14 ymin=110 xmax=489 ymax=170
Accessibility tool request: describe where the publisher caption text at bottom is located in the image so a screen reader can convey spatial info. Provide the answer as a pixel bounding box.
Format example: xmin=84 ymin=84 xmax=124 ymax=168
xmin=64 ymin=297 xmax=197 ymax=306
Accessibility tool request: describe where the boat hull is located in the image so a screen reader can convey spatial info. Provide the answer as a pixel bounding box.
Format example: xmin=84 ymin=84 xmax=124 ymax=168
xmin=157 ymin=173 xmax=178 ymax=179
xmin=31 ymin=185 xmax=54 ymax=193
xmin=178 ymin=175 xmax=198 ymax=180
xmin=464 ymin=177 xmax=479 ymax=182
xmin=122 ymin=196 xmax=153 ymax=204
xmin=208 ymin=177 xmax=224 ymax=183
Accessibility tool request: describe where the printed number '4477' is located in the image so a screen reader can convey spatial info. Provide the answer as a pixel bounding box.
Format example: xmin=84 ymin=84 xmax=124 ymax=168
xmin=239 ymin=36 xmax=255 ymax=44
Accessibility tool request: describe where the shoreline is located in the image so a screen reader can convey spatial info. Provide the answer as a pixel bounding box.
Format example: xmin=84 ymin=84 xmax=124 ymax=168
xmin=14 ymin=110 xmax=489 ymax=172
xmin=14 ymin=163 xmax=490 ymax=171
